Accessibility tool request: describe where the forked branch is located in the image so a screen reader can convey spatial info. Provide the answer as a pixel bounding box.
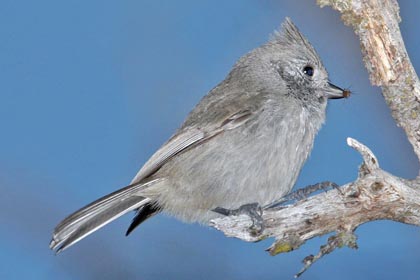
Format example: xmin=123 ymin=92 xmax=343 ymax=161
xmin=211 ymin=138 xmax=420 ymax=277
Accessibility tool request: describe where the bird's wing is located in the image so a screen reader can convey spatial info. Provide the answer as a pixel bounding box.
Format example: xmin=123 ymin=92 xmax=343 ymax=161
xmin=131 ymin=109 xmax=253 ymax=184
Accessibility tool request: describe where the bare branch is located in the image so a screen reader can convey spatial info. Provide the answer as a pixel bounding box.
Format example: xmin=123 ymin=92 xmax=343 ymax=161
xmin=211 ymin=138 xmax=420 ymax=276
xmin=317 ymin=0 xmax=420 ymax=161
xmin=211 ymin=0 xmax=420 ymax=276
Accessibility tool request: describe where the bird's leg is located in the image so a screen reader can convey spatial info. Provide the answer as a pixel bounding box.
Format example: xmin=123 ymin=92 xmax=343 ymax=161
xmin=264 ymin=181 xmax=341 ymax=209
xmin=213 ymin=202 xmax=264 ymax=236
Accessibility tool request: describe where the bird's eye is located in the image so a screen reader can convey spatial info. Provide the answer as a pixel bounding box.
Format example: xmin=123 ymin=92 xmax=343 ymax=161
xmin=303 ymin=66 xmax=314 ymax=77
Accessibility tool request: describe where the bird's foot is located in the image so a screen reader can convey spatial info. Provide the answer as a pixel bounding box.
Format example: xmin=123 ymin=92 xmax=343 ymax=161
xmin=264 ymin=181 xmax=341 ymax=209
xmin=213 ymin=202 xmax=264 ymax=236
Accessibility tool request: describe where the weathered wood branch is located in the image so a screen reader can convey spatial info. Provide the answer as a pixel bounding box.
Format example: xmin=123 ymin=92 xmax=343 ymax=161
xmin=211 ymin=138 xmax=420 ymax=276
xmin=317 ymin=0 xmax=420 ymax=162
xmin=211 ymin=0 xmax=420 ymax=277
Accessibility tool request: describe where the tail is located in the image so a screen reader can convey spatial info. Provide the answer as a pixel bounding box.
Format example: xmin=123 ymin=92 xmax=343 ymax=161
xmin=49 ymin=179 xmax=160 ymax=254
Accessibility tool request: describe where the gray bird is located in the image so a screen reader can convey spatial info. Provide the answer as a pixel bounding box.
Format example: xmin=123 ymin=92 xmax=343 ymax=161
xmin=50 ymin=18 xmax=348 ymax=253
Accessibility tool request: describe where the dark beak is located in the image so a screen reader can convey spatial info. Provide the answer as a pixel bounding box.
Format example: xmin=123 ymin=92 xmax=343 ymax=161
xmin=326 ymin=82 xmax=350 ymax=99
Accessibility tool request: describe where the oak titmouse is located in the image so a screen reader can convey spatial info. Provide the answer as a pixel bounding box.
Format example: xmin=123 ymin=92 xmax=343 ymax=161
xmin=50 ymin=18 xmax=348 ymax=253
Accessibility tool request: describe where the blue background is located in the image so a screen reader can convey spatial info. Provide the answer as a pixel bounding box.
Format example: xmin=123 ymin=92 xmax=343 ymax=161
xmin=1 ymin=1 xmax=420 ymax=279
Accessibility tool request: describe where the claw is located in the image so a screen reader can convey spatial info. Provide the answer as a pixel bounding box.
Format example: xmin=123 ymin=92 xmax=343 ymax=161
xmin=213 ymin=203 xmax=264 ymax=235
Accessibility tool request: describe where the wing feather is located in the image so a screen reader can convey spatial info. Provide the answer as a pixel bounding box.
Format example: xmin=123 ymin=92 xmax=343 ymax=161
xmin=131 ymin=109 xmax=254 ymax=184
xmin=131 ymin=128 xmax=206 ymax=184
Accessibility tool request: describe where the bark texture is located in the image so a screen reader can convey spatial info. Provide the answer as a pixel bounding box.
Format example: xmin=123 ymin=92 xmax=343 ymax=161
xmin=317 ymin=0 xmax=420 ymax=160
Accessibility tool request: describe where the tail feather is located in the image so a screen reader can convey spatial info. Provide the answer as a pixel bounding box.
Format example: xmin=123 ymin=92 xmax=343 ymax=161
xmin=52 ymin=196 xmax=149 ymax=253
xmin=50 ymin=179 xmax=160 ymax=253
xmin=125 ymin=203 xmax=161 ymax=236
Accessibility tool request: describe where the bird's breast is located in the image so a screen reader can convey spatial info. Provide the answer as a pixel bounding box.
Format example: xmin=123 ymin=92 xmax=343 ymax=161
xmin=156 ymin=105 xmax=321 ymax=222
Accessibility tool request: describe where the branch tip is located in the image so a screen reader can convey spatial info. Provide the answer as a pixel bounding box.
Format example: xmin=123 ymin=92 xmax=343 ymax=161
xmin=295 ymin=231 xmax=358 ymax=277
xmin=347 ymin=137 xmax=379 ymax=171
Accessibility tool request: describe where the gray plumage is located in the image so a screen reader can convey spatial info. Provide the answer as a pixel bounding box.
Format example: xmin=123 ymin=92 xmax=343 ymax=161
xmin=50 ymin=18 xmax=347 ymax=253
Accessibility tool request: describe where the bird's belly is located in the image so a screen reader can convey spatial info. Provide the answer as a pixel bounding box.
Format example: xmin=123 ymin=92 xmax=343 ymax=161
xmin=155 ymin=112 xmax=314 ymax=223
